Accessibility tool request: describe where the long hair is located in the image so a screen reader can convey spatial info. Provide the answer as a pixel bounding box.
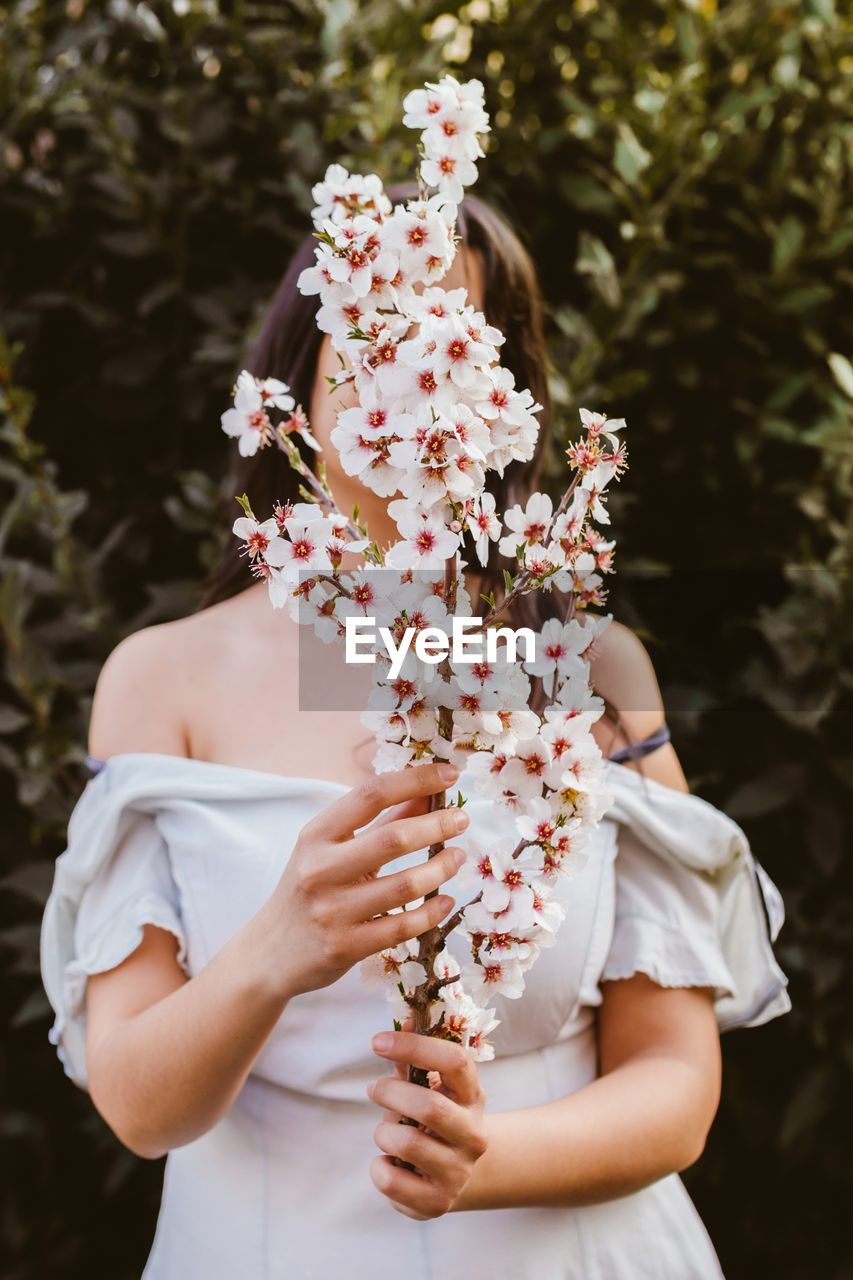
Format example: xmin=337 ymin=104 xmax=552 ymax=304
xmin=195 ymin=186 xmax=635 ymax=751
xmin=197 ymin=185 xmax=551 ymax=615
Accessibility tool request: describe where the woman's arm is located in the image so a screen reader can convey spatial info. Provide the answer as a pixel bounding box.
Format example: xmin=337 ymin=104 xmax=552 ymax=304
xmin=86 ymin=918 xmax=291 ymax=1158
xmin=367 ymin=975 xmax=721 ymax=1216
xmin=368 ymin=627 xmax=721 ymax=1216
xmin=83 ymin=628 xmax=469 ymax=1159
xmin=588 ymin=618 xmax=690 ymax=793
xmin=456 ymin=974 xmax=721 ymax=1209
xmin=85 ymin=758 xmax=467 ymax=1159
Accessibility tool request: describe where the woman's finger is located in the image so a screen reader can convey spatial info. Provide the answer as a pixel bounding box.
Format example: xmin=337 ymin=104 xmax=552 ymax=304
xmin=378 ymin=1057 xmax=407 ymax=1124
xmin=372 ymin=1031 xmax=482 ymax=1107
xmin=346 ymin=804 xmax=468 ymax=871
xmin=340 ymin=843 xmax=464 ymax=921
xmin=369 ymin=1154 xmax=446 ymax=1222
xmin=305 ymin=762 xmax=459 ymax=842
xmin=366 ymin=1076 xmax=476 ymax=1152
xmin=358 ymin=894 xmax=456 ymax=954
xmin=367 ymin=793 xmax=431 ymax=832
xmin=371 ymin=1017 xmax=411 ymax=1124
xmin=373 ymin=1118 xmax=457 ymax=1182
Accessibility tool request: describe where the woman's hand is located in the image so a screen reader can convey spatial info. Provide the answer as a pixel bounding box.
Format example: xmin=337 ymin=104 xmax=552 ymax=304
xmin=253 ymin=762 xmax=468 ymax=1000
xmin=366 ymin=1021 xmax=488 ymax=1220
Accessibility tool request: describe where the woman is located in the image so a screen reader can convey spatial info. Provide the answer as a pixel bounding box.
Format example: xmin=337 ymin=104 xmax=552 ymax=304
xmin=39 ymin=190 xmax=790 ymax=1278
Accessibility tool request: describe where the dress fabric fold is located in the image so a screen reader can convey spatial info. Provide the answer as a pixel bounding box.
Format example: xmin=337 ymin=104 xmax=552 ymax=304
xmin=39 ymin=752 xmax=790 ymax=1279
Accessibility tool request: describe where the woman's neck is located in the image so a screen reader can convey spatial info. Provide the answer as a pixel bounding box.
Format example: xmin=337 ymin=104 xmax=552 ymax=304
xmin=329 ymin=478 xmax=400 ymax=553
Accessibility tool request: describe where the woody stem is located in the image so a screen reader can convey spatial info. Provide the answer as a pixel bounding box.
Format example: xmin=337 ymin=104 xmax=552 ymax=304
xmin=393 ymin=554 xmax=460 ymax=1167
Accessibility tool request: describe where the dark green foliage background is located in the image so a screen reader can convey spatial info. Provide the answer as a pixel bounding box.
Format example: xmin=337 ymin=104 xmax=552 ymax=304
xmin=1 ymin=0 xmax=851 ymax=1275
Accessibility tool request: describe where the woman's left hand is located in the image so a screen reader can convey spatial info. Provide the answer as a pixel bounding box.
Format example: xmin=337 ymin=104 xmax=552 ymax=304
xmin=366 ymin=1021 xmax=488 ymax=1220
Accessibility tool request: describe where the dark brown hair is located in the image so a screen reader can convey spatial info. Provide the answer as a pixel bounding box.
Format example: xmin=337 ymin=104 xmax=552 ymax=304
xmin=195 ymin=186 xmax=638 ymax=758
xmin=196 ymin=184 xmax=552 ymax=615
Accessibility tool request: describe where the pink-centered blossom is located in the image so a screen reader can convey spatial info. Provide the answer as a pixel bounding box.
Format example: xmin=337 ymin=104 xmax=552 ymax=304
xmin=310 ymin=163 xmax=392 ymax=227
xmin=221 ymin=370 xmax=295 ymax=457
xmin=524 ymin=617 xmax=590 ymax=695
xmin=382 ymin=197 xmax=456 ymax=283
xmin=498 ymin=492 xmax=553 ymax=557
xmin=384 ymin=502 xmax=461 ymax=570
xmin=233 ymin=73 xmax=630 ymax=1054
xmin=232 ymin=515 xmax=280 ymax=562
xmin=461 ymin=955 xmax=526 ymax=1001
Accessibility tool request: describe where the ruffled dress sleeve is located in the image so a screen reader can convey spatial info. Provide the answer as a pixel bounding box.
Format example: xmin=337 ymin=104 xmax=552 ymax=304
xmin=39 ymin=764 xmax=190 ymax=1093
xmin=601 ymin=761 xmax=791 ymax=1031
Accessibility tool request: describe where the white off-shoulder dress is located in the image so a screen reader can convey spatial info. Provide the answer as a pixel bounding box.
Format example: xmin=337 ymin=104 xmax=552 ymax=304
xmin=39 ymin=751 xmax=790 ymax=1280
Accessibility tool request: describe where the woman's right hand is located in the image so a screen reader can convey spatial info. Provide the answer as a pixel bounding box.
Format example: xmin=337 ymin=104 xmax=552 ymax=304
xmin=253 ymin=761 xmax=468 ymax=1000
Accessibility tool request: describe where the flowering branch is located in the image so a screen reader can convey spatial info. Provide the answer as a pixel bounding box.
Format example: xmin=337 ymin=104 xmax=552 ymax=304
xmin=220 ymin=74 xmax=628 ymax=1083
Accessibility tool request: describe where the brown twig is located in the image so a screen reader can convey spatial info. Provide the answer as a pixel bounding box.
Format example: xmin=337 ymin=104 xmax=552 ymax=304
xmin=392 ymin=556 xmax=464 ymax=1167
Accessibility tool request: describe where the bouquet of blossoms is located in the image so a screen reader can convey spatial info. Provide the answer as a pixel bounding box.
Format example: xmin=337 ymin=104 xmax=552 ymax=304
xmin=222 ymin=75 xmax=627 ymax=1071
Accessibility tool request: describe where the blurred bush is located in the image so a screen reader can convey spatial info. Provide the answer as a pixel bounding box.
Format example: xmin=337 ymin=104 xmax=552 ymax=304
xmin=1 ymin=0 xmax=850 ymax=1275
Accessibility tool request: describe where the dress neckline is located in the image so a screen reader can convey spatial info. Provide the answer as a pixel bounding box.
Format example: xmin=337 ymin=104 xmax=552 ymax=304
xmin=84 ymin=750 xmax=355 ymax=790
xmin=84 ymin=725 xmax=669 ymax=789
xmin=82 ymin=748 xmax=659 ymax=792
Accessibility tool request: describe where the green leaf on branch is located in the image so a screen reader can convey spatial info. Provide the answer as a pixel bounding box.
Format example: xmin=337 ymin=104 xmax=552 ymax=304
xmin=575 ymin=230 xmax=622 ymax=308
xmin=613 ymin=123 xmax=652 ymax=187
xmin=827 ymin=353 xmax=853 ymax=399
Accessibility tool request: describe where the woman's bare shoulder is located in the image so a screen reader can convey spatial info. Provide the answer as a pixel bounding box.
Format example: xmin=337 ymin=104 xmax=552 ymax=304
xmin=587 ymin=618 xmax=690 ymax=794
xmin=87 ymin=615 xmax=197 ymax=760
xmin=587 ymin=618 xmax=664 ymax=720
xmin=89 ymin=585 xmax=302 ymax=761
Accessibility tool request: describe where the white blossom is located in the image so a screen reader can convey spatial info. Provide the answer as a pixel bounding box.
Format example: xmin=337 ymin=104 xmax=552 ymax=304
xmin=219 ymin=76 xmax=629 ymax=1060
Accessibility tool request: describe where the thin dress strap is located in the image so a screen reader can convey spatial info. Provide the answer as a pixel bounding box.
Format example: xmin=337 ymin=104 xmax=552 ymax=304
xmin=606 ymin=721 xmax=671 ymax=764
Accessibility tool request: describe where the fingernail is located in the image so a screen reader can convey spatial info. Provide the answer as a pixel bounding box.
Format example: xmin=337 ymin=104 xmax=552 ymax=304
xmin=438 ymin=763 xmax=459 ymax=782
xmin=453 ymin=810 xmax=468 ymax=831
xmin=453 ymin=847 xmax=467 ymax=867
xmin=366 ymin=1080 xmax=376 ymax=1098
xmin=372 ymin=1032 xmax=393 ymax=1053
